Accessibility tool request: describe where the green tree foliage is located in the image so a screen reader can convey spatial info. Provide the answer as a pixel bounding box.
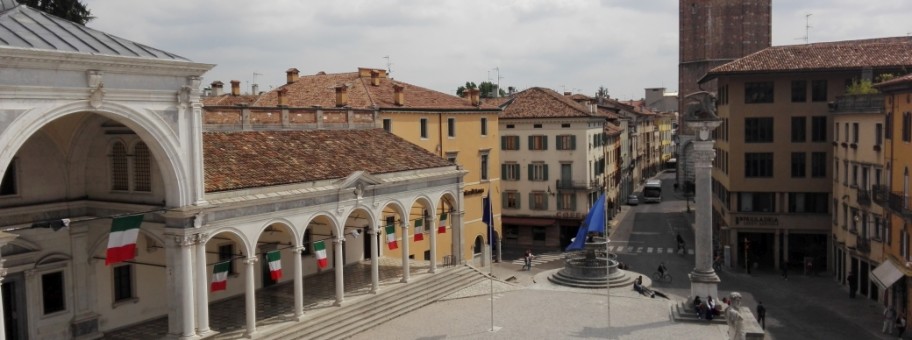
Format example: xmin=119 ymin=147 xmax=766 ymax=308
xmin=17 ymin=0 xmax=93 ymax=25
xmin=845 ymin=79 xmax=878 ymax=95
xmin=456 ymin=81 xmax=505 ymax=98
xmin=456 ymin=81 xmax=477 ymax=97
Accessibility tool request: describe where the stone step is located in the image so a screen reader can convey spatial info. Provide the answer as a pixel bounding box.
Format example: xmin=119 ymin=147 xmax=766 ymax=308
xmin=670 ymin=301 xmax=727 ymax=324
xmin=547 ymin=271 xmax=635 ymax=289
xmin=256 ymin=265 xmax=485 ymax=340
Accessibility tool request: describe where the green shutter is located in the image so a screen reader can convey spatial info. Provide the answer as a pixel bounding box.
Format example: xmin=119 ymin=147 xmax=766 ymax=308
xmin=571 ymin=194 xmax=577 ymax=210
xmin=542 ymin=136 xmax=548 ymax=150
xmin=543 ymin=164 xmax=549 ymax=181
xmin=528 ymin=164 xmax=534 ymax=180
xmin=556 ymin=136 xmax=563 ymax=150
xmin=515 ymin=164 xmax=521 ymax=180
xmin=501 ymin=136 xmax=507 ymax=150
xmin=516 ymin=194 xmax=522 ymax=209
xmin=528 ymin=136 xmax=534 ymax=150
xmin=501 ymin=164 xmax=508 ymax=179
xmin=570 ymin=135 xmax=576 ymax=150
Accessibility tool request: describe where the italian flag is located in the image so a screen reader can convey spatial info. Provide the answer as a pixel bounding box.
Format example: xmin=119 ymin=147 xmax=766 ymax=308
xmin=105 ymin=215 xmax=144 ymax=265
xmin=314 ymin=240 xmax=328 ymax=268
xmin=386 ymin=225 xmax=398 ymax=250
xmin=438 ymin=213 xmax=448 ymax=234
xmin=267 ymin=251 xmax=282 ymax=281
xmin=211 ymin=261 xmax=230 ymax=292
xmin=414 ymin=219 xmax=424 ymax=241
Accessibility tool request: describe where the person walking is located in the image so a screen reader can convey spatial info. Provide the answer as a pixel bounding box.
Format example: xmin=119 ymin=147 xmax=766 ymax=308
xmin=885 ymin=305 xmax=897 ymax=335
xmin=522 ymin=249 xmax=533 ymax=271
xmin=676 ymin=233 xmax=686 ymax=254
xmin=847 ymin=271 xmax=858 ymax=298
xmin=780 ymin=259 xmax=788 ymax=280
xmin=897 ymin=313 xmax=907 ymax=339
xmin=756 ymin=301 xmax=766 ymax=330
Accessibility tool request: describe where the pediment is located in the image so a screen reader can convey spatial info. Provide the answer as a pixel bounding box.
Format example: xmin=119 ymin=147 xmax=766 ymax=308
xmin=337 ymin=171 xmax=383 ymax=190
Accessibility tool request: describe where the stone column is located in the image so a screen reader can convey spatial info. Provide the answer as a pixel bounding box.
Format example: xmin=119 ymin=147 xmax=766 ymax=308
xmin=428 ymin=215 xmax=437 ymax=273
xmin=70 ymin=224 xmax=101 ymax=338
xmin=400 ymin=220 xmax=410 ymax=283
xmin=194 ymin=233 xmax=212 ymax=336
xmin=165 ymin=234 xmax=197 ymax=339
xmin=334 ymin=237 xmax=344 ymax=306
xmin=687 ymin=121 xmax=722 ymax=303
xmin=369 ymin=228 xmax=380 ymax=293
xmin=453 ymin=210 xmax=466 ymax=264
xmin=293 ymin=246 xmax=305 ymax=320
xmin=244 ymin=257 xmax=258 ymax=337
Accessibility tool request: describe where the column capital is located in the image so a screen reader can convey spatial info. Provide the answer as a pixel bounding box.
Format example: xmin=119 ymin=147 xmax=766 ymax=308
xmin=334 ymin=237 xmax=344 ymax=245
xmin=194 ymin=232 xmax=209 ymax=245
xmin=173 ymin=234 xmax=195 ymax=247
xmin=400 ymin=220 xmax=410 ymax=228
xmin=294 ymin=246 xmax=306 ymax=254
xmin=244 ymin=257 xmax=258 ymax=265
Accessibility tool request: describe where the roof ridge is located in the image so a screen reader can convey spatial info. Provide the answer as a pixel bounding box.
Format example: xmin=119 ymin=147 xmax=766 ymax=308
xmin=537 ymin=87 xmax=593 ymax=116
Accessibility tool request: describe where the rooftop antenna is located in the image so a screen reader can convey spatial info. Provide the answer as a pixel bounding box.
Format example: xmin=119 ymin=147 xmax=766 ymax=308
xmin=383 ymin=56 xmax=392 ymax=75
xmin=492 ymin=67 xmax=503 ymax=97
xmin=803 ymin=13 xmax=812 ymax=44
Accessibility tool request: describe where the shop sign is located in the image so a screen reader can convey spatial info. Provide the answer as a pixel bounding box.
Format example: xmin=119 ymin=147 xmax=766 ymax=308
xmin=734 ymin=215 xmax=778 ymax=226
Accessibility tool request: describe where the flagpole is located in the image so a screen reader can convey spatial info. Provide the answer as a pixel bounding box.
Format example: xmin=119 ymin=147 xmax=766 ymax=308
xmin=487 ymin=182 xmax=498 ymax=332
xmin=604 ymin=139 xmax=611 ymax=330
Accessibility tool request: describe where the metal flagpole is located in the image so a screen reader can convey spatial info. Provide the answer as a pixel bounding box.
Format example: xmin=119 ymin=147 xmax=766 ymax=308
xmin=487 ymin=182 xmax=499 ymax=332
xmin=604 ymin=136 xmax=611 ymax=330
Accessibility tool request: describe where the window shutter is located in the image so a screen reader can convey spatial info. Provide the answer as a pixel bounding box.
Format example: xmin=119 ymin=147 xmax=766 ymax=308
xmin=542 ymin=136 xmax=548 ymax=150
xmin=543 ymin=195 xmax=549 ymax=210
xmin=502 ymin=164 xmax=508 ymax=179
xmin=528 ymin=164 xmax=534 ymax=180
xmin=571 ymin=194 xmax=577 ymax=210
xmin=516 ymin=194 xmax=522 ymax=209
xmin=502 ymin=193 xmax=508 ymax=208
xmin=556 ymin=136 xmax=563 ymax=150
xmin=528 ymin=136 xmax=534 ymax=149
xmin=515 ymin=165 xmax=521 ymax=180
xmin=501 ymin=136 xmax=507 ymax=150
xmin=570 ymin=135 xmax=576 ymax=150
xmin=543 ymin=164 xmax=549 ymax=180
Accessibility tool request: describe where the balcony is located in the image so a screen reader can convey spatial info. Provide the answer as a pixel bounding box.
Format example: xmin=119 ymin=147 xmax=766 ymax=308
xmin=828 ymin=94 xmax=885 ymax=114
xmin=856 ymin=188 xmax=871 ymax=206
xmin=873 ymin=185 xmax=888 ymax=205
xmin=888 ymin=191 xmax=912 ymax=217
xmin=556 ymin=179 xmax=592 ymax=192
xmin=856 ymin=235 xmax=870 ymax=253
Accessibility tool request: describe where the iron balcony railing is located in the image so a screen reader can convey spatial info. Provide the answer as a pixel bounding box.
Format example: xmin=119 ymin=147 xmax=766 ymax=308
xmin=556 ymin=179 xmax=592 ymax=192
xmin=857 ymin=188 xmax=872 ymax=206
xmin=873 ymin=185 xmax=888 ymax=205
xmin=888 ymin=192 xmax=912 ymax=217
xmin=828 ymin=94 xmax=885 ymax=114
xmin=856 ymin=235 xmax=871 ymax=253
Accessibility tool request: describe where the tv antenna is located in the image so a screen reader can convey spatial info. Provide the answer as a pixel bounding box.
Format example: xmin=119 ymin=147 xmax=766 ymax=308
xmin=383 ymin=56 xmax=392 ymax=75
xmin=801 ymin=13 xmax=812 ymax=44
xmin=252 ymin=72 xmax=262 ymax=85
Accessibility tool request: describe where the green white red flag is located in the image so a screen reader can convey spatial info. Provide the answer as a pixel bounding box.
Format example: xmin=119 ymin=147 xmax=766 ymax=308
xmin=105 ymin=215 xmax=144 ymax=265
xmin=414 ymin=219 xmax=424 ymax=241
xmin=438 ymin=213 xmax=448 ymax=234
xmin=314 ymin=240 xmax=328 ymax=268
xmin=211 ymin=261 xmax=230 ymax=292
xmin=386 ymin=225 xmax=398 ymax=250
xmin=267 ymin=250 xmax=282 ymax=281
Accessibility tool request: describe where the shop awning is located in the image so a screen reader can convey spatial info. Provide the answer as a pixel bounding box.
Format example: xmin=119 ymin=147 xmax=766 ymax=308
xmin=501 ymin=217 xmax=556 ymax=227
xmin=872 ymin=258 xmax=905 ymax=290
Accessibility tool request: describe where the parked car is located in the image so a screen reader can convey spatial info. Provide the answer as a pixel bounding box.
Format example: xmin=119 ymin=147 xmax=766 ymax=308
xmin=627 ymin=194 xmax=640 ymax=206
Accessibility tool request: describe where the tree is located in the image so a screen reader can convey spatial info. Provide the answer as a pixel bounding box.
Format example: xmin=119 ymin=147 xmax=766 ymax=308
xmin=456 ymin=81 xmax=506 ymax=98
xmin=595 ymin=86 xmax=609 ymax=99
xmin=456 ymin=82 xmax=477 ymax=97
xmin=17 ymin=0 xmax=94 ymax=25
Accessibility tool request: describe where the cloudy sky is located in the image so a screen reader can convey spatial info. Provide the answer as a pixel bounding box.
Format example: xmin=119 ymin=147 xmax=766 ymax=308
xmin=83 ymin=0 xmax=910 ymax=100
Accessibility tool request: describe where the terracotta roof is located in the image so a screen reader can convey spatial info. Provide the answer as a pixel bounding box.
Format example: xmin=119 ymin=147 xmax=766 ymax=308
xmin=202 ymin=94 xmax=261 ymax=106
xmin=203 ymin=129 xmax=452 ymax=192
xmin=704 ymin=37 xmax=912 ymax=81
xmin=500 ymin=87 xmax=596 ymax=119
xmin=243 ymin=69 xmax=499 ymax=111
xmin=874 ymin=73 xmax=912 ymax=88
xmin=604 ymin=122 xmax=623 ymax=135
xmin=569 ymin=94 xmax=593 ymax=102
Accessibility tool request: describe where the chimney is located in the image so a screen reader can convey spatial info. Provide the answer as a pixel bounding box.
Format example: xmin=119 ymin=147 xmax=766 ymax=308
xmin=564 ymin=91 xmax=572 ymax=96
xmin=393 ymin=83 xmax=405 ymax=106
xmin=335 ymin=84 xmax=349 ymax=107
xmin=286 ymin=68 xmax=300 ymax=84
xmin=211 ymin=81 xmax=224 ymax=96
xmin=252 ymin=84 xmax=259 ymax=95
xmin=370 ymin=70 xmax=381 ymax=86
xmin=230 ymin=80 xmax=240 ymax=96
xmin=277 ymin=88 xmax=288 ymax=106
xmin=467 ymin=88 xmax=481 ymax=106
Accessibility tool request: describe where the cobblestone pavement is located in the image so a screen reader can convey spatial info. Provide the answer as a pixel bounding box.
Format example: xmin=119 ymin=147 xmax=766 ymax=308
xmin=103 ymin=257 xmax=438 ymax=339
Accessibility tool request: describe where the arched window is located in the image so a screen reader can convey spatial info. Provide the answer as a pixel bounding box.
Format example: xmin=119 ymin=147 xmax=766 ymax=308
xmin=133 ymin=142 xmax=151 ymax=192
xmin=111 ymin=142 xmax=128 ymax=191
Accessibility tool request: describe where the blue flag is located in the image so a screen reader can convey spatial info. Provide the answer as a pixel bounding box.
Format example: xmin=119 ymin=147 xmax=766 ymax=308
xmin=483 ymin=194 xmax=493 ymax=245
xmin=565 ymin=194 xmax=606 ymax=251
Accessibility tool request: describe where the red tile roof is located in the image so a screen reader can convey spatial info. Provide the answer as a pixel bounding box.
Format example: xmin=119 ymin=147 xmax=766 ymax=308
xmin=202 ymin=94 xmax=260 ymax=106
xmin=203 ymin=129 xmax=452 ymax=192
xmin=874 ymin=73 xmax=912 ymax=88
xmin=704 ymin=37 xmax=912 ymax=81
xmin=500 ymin=87 xmax=597 ymax=119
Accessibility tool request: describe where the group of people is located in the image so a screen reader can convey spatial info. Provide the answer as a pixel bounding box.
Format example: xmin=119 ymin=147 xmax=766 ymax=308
xmin=633 ymin=275 xmax=655 ymax=298
xmin=693 ymin=295 xmax=724 ymax=320
xmin=883 ymin=305 xmax=908 ymax=338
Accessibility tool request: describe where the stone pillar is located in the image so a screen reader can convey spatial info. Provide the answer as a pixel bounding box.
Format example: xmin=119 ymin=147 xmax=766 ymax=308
xmin=0 ymin=232 xmax=17 ymax=340
xmin=428 ymin=215 xmax=437 ymax=273
xmin=194 ymin=233 xmax=212 ymax=336
xmin=453 ymin=210 xmax=466 ymax=264
xmin=293 ymin=246 xmax=305 ymax=320
xmin=334 ymin=237 xmax=344 ymax=306
xmin=400 ymin=220 xmax=410 ymax=283
xmin=369 ymin=228 xmax=380 ymax=293
xmin=244 ymin=257 xmax=258 ymax=337
xmin=166 ymin=234 xmax=197 ymax=339
xmin=687 ymin=120 xmax=722 ymax=303
xmin=70 ymin=224 xmax=101 ymax=338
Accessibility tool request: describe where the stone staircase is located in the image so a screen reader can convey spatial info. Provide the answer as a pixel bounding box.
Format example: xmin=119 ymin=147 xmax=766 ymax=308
xmin=255 ymin=265 xmax=487 ymax=340
xmin=670 ymin=300 xmax=727 ymax=324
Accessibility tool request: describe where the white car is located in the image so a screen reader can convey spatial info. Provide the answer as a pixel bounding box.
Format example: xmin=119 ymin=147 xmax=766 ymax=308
xmin=627 ymin=194 xmax=640 ymax=206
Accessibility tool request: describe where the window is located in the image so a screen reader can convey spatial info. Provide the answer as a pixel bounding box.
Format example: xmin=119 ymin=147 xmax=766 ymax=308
xmin=811 ymin=80 xmax=828 ymax=102
xmin=506 ymin=124 xmax=515 ymax=129
xmin=791 ymin=117 xmax=806 ymax=142
xmin=529 ymin=162 xmax=548 ymax=181
xmin=218 ymin=244 xmax=237 ymax=274
xmin=811 ymin=116 xmax=827 ymax=142
xmin=111 ymin=142 xmax=128 ymax=191
xmin=791 ymin=152 xmax=806 ymax=178
xmin=904 ymin=112 xmax=911 ymax=142
xmin=739 ymin=192 xmax=775 ymax=212
xmin=791 ymin=80 xmax=807 ymax=102
xmin=556 ymin=135 xmax=576 ymax=150
xmin=844 ymin=123 xmax=850 ymax=142
xmin=788 ymin=193 xmax=828 ymax=213
xmin=420 ymin=118 xmax=428 ymax=139
xmin=502 ymin=163 xmax=520 ymax=181
xmin=557 ymin=193 xmax=576 ymax=211
xmin=834 ymin=122 xmax=840 ymax=142
xmin=480 ymin=152 xmax=489 ymax=180
xmin=382 ymin=119 xmax=392 ymax=132
xmin=447 ymin=118 xmax=455 ymax=137
xmin=529 ymin=135 xmax=548 ymax=150
xmin=533 ymin=124 xmax=543 ymax=129
xmin=852 ymin=123 xmax=859 ymax=144
xmin=503 ymin=191 xmax=521 ymax=209
xmin=876 ymin=123 xmax=883 ymax=146
xmin=501 ymin=136 xmax=519 ymax=150
xmin=113 ymin=264 xmax=134 ymax=302
xmin=446 ymin=152 xmax=458 ymax=164
xmin=745 ymin=153 xmax=773 ymax=177
xmin=42 ymin=271 xmax=65 ymax=315
xmin=134 ymin=142 xmax=151 ymax=192
xmin=532 ymin=226 xmax=546 ymax=241
xmin=529 ymin=192 xmax=548 ymax=210
xmin=745 ymin=81 xmax=774 ymax=103
xmin=903 ymin=227 xmax=909 ymax=261
xmin=874 ymin=215 xmax=883 ymax=240
xmin=744 ymin=118 xmax=773 ymax=143
xmin=480 ymin=117 xmax=487 ymax=136
xmin=811 ymin=152 xmax=826 ymax=178
xmin=561 ymin=123 xmax=571 ymax=128
xmin=0 ymin=159 xmax=17 ymax=196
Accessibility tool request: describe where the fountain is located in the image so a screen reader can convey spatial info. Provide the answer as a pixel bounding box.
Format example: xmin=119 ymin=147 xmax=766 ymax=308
xmin=548 ymin=236 xmax=633 ymax=288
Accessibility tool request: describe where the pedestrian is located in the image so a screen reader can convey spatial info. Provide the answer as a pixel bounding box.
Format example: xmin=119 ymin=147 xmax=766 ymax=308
xmin=756 ymin=301 xmax=766 ymax=329
xmin=522 ymin=249 xmax=533 ymax=271
xmin=780 ymin=259 xmax=788 ymax=280
xmin=898 ymin=313 xmax=907 ymax=339
xmin=885 ymin=305 xmax=897 ymax=335
xmin=847 ymin=271 xmax=857 ymax=298
xmin=676 ymin=233 xmax=685 ymax=254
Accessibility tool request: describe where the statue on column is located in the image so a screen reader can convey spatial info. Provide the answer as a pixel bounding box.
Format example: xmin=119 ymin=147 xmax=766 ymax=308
xmin=726 ymin=292 xmax=744 ymax=340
